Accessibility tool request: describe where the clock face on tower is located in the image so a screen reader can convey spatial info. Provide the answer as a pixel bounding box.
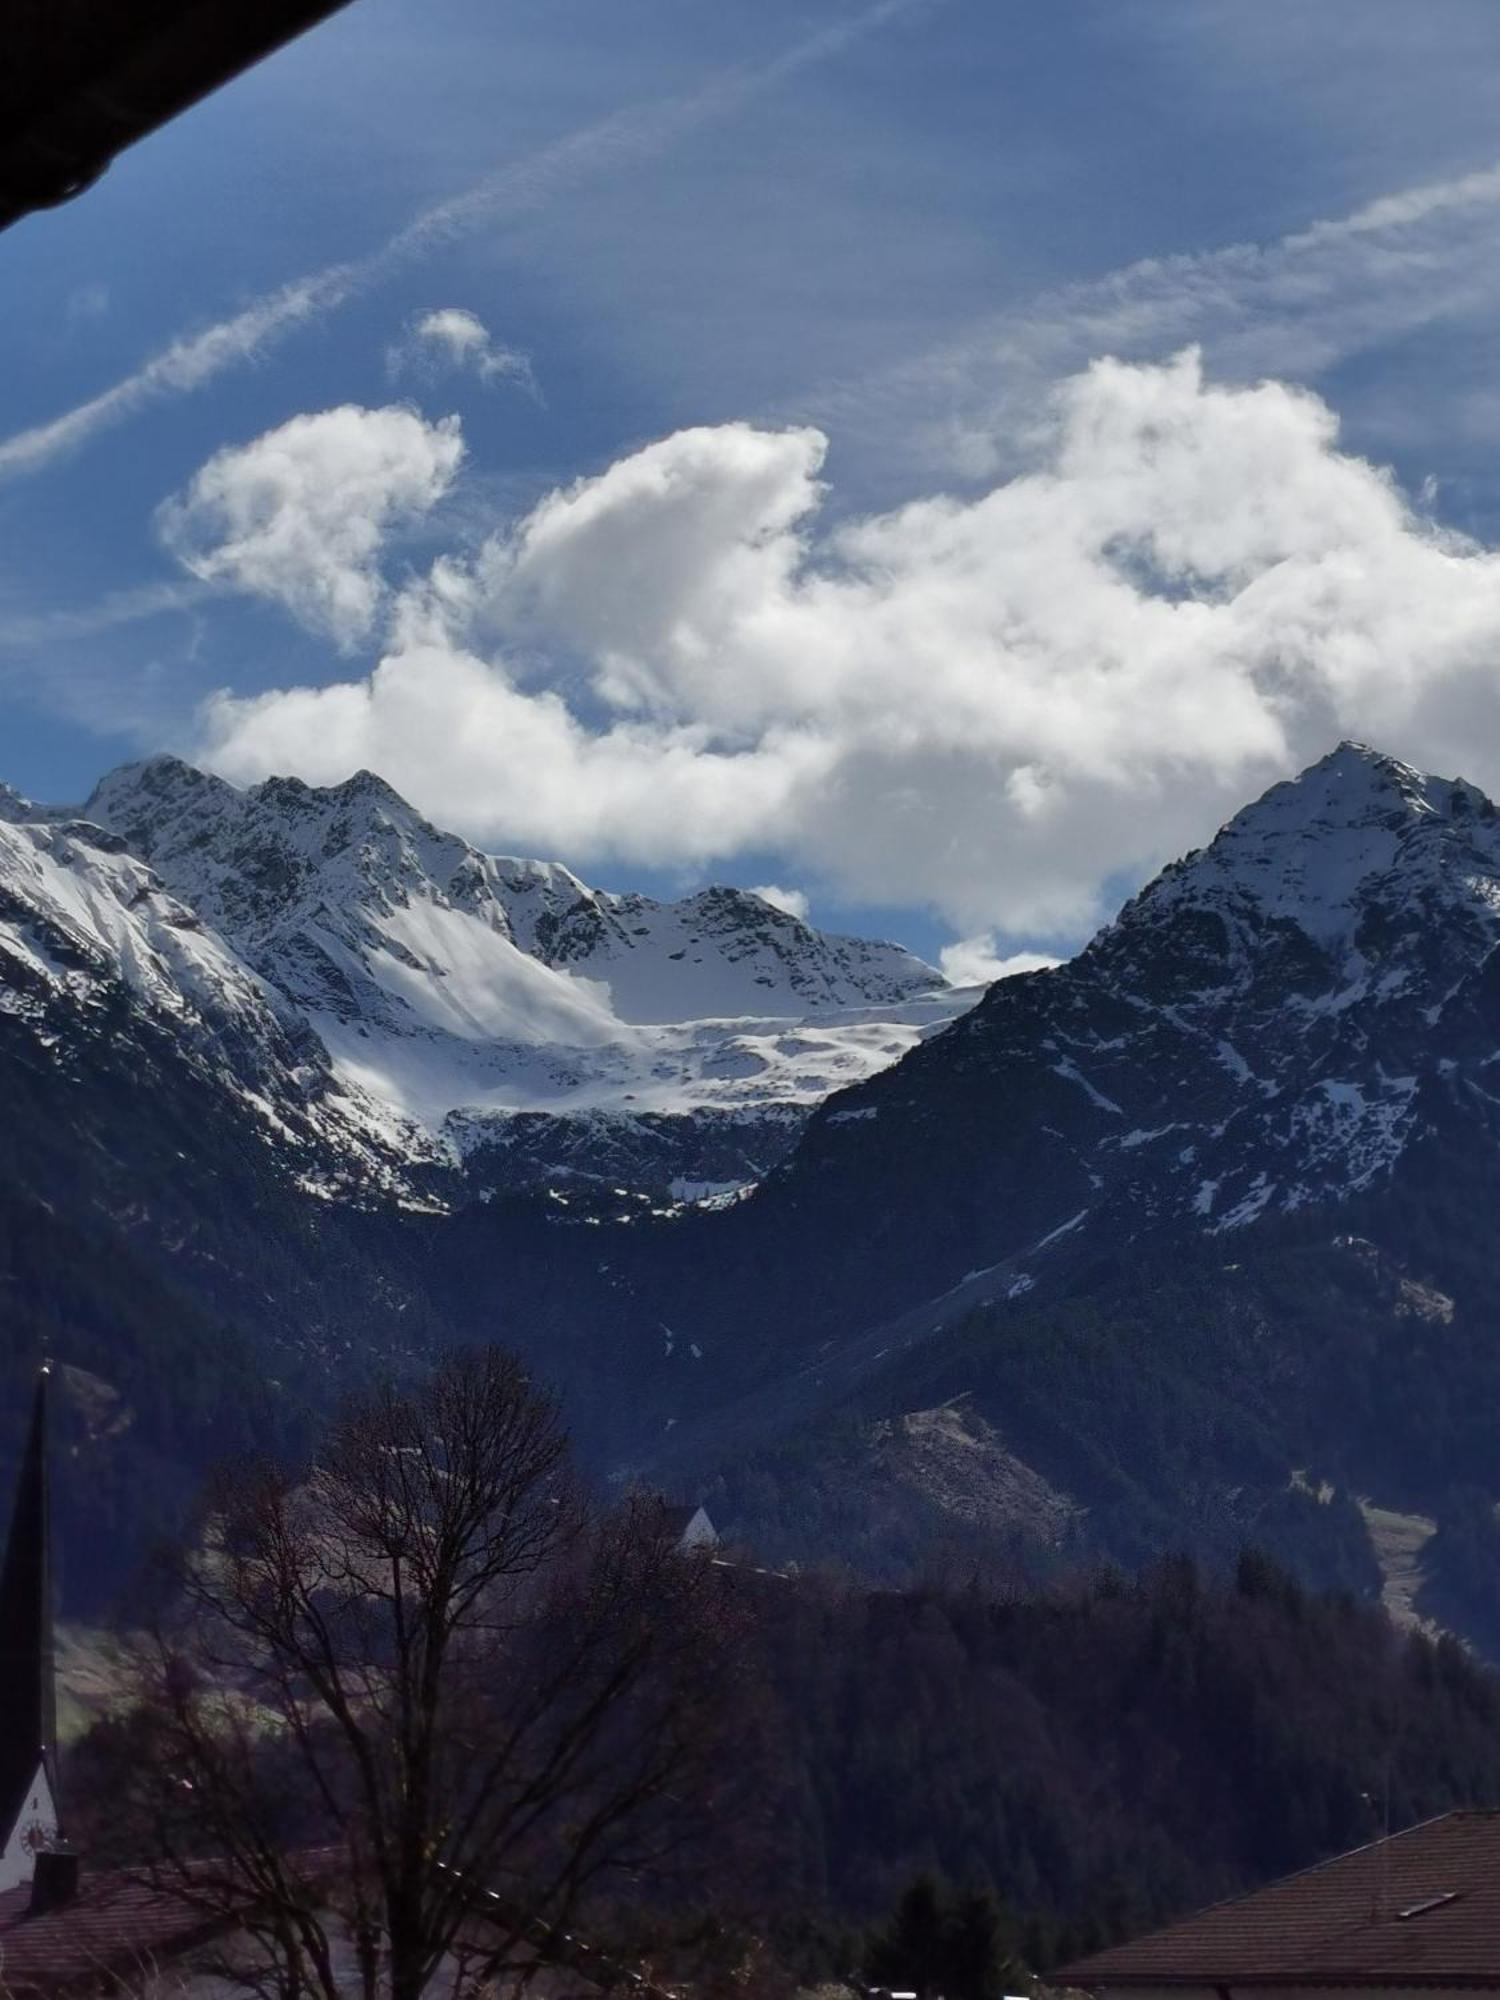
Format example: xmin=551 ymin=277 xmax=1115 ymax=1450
xmin=0 ymin=1769 xmax=59 ymax=1893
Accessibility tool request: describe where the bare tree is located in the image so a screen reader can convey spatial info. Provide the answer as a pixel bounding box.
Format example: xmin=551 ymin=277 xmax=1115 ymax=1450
xmin=109 ymin=1348 xmax=751 ymax=2000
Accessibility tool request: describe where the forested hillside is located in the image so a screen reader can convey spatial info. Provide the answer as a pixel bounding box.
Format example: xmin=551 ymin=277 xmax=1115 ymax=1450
xmin=751 ymin=1559 xmax=1500 ymax=1973
xmin=66 ymin=1544 xmax=1500 ymax=1982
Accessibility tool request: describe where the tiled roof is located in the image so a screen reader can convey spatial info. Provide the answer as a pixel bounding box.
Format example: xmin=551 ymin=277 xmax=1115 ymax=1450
xmin=0 ymin=1867 xmax=228 ymax=1995
xmin=1060 ymin=1812 xmax=1500 ymax=1988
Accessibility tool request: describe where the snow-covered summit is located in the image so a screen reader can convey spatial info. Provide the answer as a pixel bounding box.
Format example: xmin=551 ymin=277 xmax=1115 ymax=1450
xmin=0 ymin=808 xmax=439 ymax=1195
xmin=772 ymin=743 xmax=1500 ymax=1320
xmin=1119 ymin=741 xmax=1500 ymax=965
xmin=0 ymin=782 xmax=48 ymax=825
xmin=1065 ymin=741 xmax=1500 ymax=1218
xmin=79 ymin=755 xmax=971 ymax=1191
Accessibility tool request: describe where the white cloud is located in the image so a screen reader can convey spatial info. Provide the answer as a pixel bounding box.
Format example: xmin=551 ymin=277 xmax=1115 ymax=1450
xmin=939 ymin=939 xmax=1061 ymax=986
xmin=751 ymin=883 xmax=810 ymax=920
xmin=391 ymin=309 xmax=536 ymax=394
xmin=159 ymin=405 xmax=464 ymax=650
xmin=196 ymin=352 xmax=1500 ymax=940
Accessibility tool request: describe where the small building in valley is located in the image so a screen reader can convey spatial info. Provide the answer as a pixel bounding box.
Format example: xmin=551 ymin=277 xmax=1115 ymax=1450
xmin=661 ymin=1501 xmax=720 ymax=1552
xmin=1060 ymin=1810 xmax=1500 ymax=1999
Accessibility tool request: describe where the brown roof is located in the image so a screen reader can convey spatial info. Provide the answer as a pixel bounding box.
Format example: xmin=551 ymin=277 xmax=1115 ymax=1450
xmin=0 ymin=1866 xmax=229 ymax=1996
xmin=1060 ymin=1812 xmax=1500 ymax=1989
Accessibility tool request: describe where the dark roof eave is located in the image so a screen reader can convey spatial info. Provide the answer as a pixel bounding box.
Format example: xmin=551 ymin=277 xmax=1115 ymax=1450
xmin=1069 ymin=1974 xmax=1500 ymax=1990
xmin=0 ymin=0 xmax=355 ymax=234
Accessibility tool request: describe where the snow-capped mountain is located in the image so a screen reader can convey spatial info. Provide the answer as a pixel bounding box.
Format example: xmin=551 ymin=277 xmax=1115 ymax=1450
xmin=650 ymin=742 xmax=1500 ymax=1367
xmin=1002 ymin=737 xmax=1500 ymax=1229
xmin=0 ymin=800 xmax=441 ymax=1199
xmin=77 ymin=756 xmax=971 ymax=1197
xmin=24 ymin=735 xmax=1497 ymax=1242
xmin=590 ymin=742 xmax=1500 ymax=1610
xmin=1072 ymin=741 xmax=1500 ymax=1227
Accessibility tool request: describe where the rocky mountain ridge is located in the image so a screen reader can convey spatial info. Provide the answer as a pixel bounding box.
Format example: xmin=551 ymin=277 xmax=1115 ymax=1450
xmin=0 ymin=803 xmax=438 ymax=1201
xmin=77 ymin=756 xmax=972 ymax=1199
xmin=704 ymin=741 xmax=1500 ymax=1339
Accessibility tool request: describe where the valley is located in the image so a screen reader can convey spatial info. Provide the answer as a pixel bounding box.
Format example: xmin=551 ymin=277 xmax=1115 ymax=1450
xmin=7 ymin=742 xmax=1500 ymax=1651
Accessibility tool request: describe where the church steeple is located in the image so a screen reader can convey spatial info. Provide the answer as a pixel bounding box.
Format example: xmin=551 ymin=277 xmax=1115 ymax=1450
xmin=0 ymin=1369 xmax=60 ymax=1888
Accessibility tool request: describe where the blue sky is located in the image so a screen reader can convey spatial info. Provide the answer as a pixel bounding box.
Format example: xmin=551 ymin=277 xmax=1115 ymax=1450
xmin=9 ymin=0 xmax=1500 ymax=969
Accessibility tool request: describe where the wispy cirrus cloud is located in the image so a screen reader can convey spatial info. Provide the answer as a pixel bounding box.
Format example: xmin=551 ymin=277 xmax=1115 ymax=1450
xmin=804 ymin=158 xmax=1500 ymax=483
xmin=0 ymin=578 xmax=208 ymax=652
xmin=0 ymin=0 xmax=929 ymax=488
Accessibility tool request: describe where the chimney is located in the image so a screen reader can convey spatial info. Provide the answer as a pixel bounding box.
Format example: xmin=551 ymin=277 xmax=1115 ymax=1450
xmin=29 ymin=1847 xmax=79 ymax=1916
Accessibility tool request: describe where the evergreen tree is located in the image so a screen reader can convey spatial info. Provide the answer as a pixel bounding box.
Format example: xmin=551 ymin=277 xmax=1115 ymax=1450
xmin=867 ymin=1874 xmax=950 ymax=1997
xmin=943 ymin=1886 xmax=1017 ymax=2000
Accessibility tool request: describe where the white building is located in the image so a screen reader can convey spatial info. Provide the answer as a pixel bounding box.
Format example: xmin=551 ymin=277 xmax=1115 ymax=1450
xmin=660 ymin=1501 xmax=720 ymax=1552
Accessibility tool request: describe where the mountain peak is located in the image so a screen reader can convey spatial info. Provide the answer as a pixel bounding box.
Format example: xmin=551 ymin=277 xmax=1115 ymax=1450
xmin=82 ymin=755 xmax=240 ymax=851
xmin=1320 ymin=737 xmax=1401 ymax=770
xmin=1108 ymin=742 xmax=1500 ymax=980
xmin=94 ymin=752 xmax=216 ymax=789
xmin=1282 ymin=739 xmax=1456 ymax=820
xmin=252 ymin=767 xmax=416 ymax=819
xmin=337 ymin=768 xmax=411 ymax=809
xmin=0 ymin=783 xmax=38 ymax=825
xmin=74 ymin=752 xmax=955 ymax=1173
xmin=1243 ymin=741 xmax=1495 ymax=844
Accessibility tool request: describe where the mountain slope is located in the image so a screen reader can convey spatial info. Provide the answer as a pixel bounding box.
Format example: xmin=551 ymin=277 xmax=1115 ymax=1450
xmin=657 ymin=742 xmax=1500 ymax=1352
xmin=0 ymin=805 xmax=438 ymax=1200
xmin=550 ymin=745 xmax=1500 ymax=1616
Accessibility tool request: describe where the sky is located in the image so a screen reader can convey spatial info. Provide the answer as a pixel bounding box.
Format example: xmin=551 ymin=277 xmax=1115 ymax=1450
xmin=10 ymin=1 xmax=1500 ymax=973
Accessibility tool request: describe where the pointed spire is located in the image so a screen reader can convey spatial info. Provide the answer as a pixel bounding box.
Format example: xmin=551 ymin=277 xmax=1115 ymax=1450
xmin=0 ymin=1369 xmax=58 ymax=1847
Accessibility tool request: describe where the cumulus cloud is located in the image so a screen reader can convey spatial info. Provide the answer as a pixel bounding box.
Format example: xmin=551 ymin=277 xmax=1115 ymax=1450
xmin=390 ymin=309 xmax=537 ymax=394
xmin=196 ymin=351 xmax=1500 ymax=943
xmin=159 ymin=405 xmax=464 ymax=650
xmin=751 ymin=884 xmax=811 ymax=920
xmin=939 ymin=939 xmax=1061 ymax=986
